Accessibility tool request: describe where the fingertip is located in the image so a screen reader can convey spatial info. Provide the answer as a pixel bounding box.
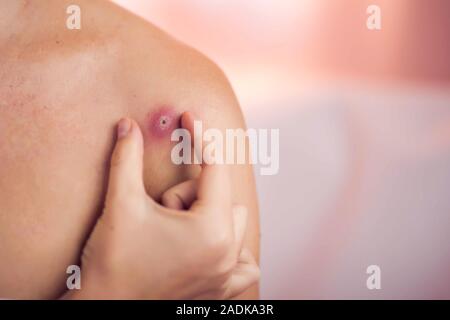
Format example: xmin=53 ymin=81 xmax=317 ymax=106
xmin=117 ymin=118 xmax=132 ymax=139
xmin=108 ymin=117 xmax=146 ymax=200
xmin=181 ymin=111 xmax=195 ymax=132
xmin=123 ymin=119 xmax=144 ymax=157
xmin=129 ymin=119 xmax=144 ymax=140
xmin=116 ymin=118 xmax=143 ymax=141
xmin=181 ymin=112 xmax=195 ymax=146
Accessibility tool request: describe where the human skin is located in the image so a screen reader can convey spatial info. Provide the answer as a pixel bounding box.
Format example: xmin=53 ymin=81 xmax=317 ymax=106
xmin=62 ymin=116 xmax=259 ymax=299
xmin=0 ymin=0 xmax=259 ymax=299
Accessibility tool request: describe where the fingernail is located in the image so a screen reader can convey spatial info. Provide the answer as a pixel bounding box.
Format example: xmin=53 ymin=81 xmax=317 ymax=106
xmin=117 ymin=118 xmax=131 ymax=138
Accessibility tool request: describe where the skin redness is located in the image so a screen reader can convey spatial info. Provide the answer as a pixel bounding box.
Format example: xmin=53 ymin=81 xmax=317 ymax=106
xmin=146 ymin=106 xmax=180 ymax=140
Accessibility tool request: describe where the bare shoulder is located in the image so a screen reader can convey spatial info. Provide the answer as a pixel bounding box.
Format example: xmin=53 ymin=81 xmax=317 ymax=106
xmin=105 ymin=3 xmax=260 ymax=298
xmin=102 ymin=4 xmax=261 ymax=296
xmin=23 ymin=0 xmax=243 ymax=124
xmin=0 ymin=0 xmax=258 ymax=299
xmin=108 ymin=3 xmax=245 ymax=127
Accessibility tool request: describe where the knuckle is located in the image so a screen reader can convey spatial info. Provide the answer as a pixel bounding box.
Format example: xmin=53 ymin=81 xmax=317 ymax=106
xmin=161 ymin=192 xmax=171 ymax=204
xmin=161 ymin=192 xmax=177 ymax=208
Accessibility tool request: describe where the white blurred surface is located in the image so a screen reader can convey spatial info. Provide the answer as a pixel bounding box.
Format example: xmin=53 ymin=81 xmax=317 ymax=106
xmin=251 ymin=84 xmax=450 ymax=298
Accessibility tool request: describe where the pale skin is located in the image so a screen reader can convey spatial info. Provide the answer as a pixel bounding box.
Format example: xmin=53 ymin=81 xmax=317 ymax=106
xmin=63 ymin=114 xmax=259 ymax=299
xmin=0 ymin=0 xmax=260 ymax=299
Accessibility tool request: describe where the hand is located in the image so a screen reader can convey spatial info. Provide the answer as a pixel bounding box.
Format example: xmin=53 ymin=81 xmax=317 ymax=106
xmin=65 ymin=113 xmax=259 ymax=299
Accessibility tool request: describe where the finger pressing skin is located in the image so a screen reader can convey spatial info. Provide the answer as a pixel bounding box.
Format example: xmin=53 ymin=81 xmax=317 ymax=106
xmin=181 ymin=112 xmax=231 ymax=211
xmin=161 ymin=179 xmax=198 ymax=210
xmin=106 ymin=118 xmax=146 ymax=203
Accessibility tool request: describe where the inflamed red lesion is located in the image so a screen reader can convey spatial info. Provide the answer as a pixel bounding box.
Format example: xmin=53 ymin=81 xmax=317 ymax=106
xmin=145 ymin=105 xmax=181 ymax=141
xmin=140 ymin=105 xmax=196 ymax=195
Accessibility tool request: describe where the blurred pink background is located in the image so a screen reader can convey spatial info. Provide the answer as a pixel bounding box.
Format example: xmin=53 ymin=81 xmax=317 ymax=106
xmin=113 ymin=0 xmax=450 ymax=299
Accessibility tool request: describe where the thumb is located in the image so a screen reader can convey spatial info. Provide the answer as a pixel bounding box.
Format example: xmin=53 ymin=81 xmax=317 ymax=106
xmin=106 ymin=118 xmax=146 ymax=202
